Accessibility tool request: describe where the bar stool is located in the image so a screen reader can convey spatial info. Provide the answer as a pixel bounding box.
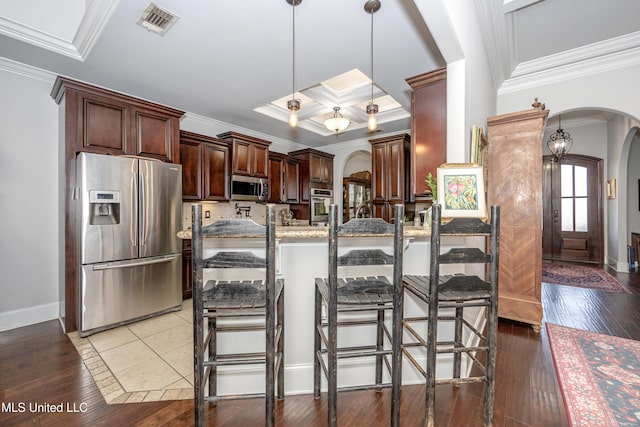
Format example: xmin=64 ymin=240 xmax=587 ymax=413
xmin=314 ymin=204 xmax=404 ymax=427
xmin=403 ymin=204 xmax=500 ymax=427
xmin=191 ymin=204 xmax=284 ymax=427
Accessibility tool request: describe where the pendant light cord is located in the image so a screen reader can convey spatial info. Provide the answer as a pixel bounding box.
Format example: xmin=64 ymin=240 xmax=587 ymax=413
xmin=292 ymin=3 xmax=296 ymax=103
xmin=370 ymin=9 xmax=374 ymax=104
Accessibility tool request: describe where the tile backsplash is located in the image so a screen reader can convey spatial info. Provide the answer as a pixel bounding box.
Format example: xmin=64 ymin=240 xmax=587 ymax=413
xmin=182 ymin=202 xmax=303 ymax=229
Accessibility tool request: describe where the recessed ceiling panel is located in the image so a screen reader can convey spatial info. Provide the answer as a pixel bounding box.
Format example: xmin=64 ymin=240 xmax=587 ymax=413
xmin=254 ymin=68 xmax=409 ymax=137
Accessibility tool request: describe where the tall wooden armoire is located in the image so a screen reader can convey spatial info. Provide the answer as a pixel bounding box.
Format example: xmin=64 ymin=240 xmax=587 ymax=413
xmin=487 ymin=108 xmax=549 ymax=332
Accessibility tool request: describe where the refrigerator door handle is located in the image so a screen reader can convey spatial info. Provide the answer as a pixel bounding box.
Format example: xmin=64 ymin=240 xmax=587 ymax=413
xmin=139 ymin=166 xmax=146 ymax=249
xmin=92 ymin=254 xmax=179 ymax=271
xmin=131 ymin=171 xmax=138 ymax=248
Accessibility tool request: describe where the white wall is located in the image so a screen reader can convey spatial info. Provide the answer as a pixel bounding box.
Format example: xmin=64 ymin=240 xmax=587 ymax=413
xmin=497 ymin=58 xmax=640 ymax=270
xmin=342 ymin=150 xmax=371 ymax=177
xmin=0 ymin=63 xmax=59 ymax=331
xmin=413 ymin=0 xmax=497 ymax=162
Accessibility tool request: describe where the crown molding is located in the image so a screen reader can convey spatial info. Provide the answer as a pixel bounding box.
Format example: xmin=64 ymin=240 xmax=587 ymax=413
xmin=499 ymin=31 xmax=640 ymax=95
xmin=0 ymin=0 xmax=120 ymax=61
xmin=474 ymin=0 xmax=516 ymax=91
xmin=73 ymin=0 xmax=121 ymax=60
xmin=0 ymin=56 xmax=55 ymax=83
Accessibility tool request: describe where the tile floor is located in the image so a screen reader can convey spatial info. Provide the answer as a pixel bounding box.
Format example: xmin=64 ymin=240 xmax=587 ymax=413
xmin=68 ymin=299 xmax=194 ymax=404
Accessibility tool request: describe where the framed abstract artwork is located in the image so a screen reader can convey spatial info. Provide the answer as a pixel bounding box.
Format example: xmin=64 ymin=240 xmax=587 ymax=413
xmin=437 ymin=163 xmax=486 ymax=218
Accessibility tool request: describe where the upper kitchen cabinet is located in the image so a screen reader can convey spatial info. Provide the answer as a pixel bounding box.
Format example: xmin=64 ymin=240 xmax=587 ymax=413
xmin=268 ymin=152 xmax=300 ymax=204
xmin=217 ymin=132 xmax=271 ymax=178
xmin=289 ymin=148 xmax=334 ymax=188
xmin=180 ymin=130 xmax=230 ymax=201
xmin=309 ymin=152 xmax=333 ymax=184
xmin=370 ymin=133 xmax=410 ymax=222
xmin=406 ymin=67 xmax=447 ymax=201
xmin=50 ymin=77 xmax=184 ymax=163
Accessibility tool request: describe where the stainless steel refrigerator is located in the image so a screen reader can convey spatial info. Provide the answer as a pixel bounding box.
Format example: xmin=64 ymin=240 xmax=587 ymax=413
xmin=76 ymin=152 xmax=182 ymax=336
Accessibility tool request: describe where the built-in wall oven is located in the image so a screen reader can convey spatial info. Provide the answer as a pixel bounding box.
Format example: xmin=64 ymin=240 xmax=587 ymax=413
xmin=310 ymin=188 xmax=333 ymax=225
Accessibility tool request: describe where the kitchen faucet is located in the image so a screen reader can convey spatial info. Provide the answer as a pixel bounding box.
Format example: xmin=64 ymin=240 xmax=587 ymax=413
xmin=235 ymin=203 xmax=251 ymax=217
xmin=355 ymin=204 xmax=371 ymax=218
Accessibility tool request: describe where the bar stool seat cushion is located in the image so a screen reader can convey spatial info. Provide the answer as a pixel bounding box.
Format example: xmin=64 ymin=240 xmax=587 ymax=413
xmin=203 ymin=279 xmax=284 ymax=309
xmin=316 ymin=276 xmax=394 ymax=304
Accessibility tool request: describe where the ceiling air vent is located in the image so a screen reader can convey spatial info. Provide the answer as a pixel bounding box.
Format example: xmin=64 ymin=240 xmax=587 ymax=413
xmin=137 ymin=3 xmax=179 ymax=36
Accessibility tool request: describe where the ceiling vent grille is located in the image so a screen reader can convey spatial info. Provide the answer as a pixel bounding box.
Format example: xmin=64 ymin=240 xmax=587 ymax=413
xmin=137 ymin=3 xmax=179 ymax=36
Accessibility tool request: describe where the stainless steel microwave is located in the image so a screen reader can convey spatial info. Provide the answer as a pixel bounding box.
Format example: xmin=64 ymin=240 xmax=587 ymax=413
xmin=231 ymin=175 xmax=269 ymax=201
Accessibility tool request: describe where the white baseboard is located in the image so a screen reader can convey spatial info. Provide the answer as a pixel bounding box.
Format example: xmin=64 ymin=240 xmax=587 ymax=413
xmin=0 ymin=302 xmax=59 ymax=332
xmin=609 ymin=257 xmax=629 ymax=272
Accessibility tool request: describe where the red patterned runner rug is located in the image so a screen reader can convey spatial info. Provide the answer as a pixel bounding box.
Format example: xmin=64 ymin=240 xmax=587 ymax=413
xmin=546 ymin=323 xmax=640 ymax=426
xmin=542 ymin=262 xmax=630 ymax=293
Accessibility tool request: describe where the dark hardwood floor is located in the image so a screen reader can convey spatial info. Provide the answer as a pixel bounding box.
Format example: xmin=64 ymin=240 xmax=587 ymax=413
xmin=2 ymin=268 xmax=639 ymax=426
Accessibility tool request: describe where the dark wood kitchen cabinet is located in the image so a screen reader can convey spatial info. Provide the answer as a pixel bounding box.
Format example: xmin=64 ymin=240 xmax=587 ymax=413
xmin=370 ymin=133 xmax=410 ymax=222
xmin=51 ymin=77 xmax=183 ymax=163
xmin=406 ymin=67 xmax=447 ymax=201
xmin=309 ymin=152 xmax=333 ymax=185
xmin=218 ymin=132 xmax=270 ymax=178
xmin=289 ymin=148 xmax=334 ymax=197
xmin=180 ymin=130 xmax=230 ymax=201
xmin=51 ymin=76 xmax=184 ymax=332
xmin=269 ymin=152 xmax=300 ymax=204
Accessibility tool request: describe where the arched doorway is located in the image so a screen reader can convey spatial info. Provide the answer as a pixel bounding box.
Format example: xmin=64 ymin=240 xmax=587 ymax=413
xmin=542 ymin=154 xmax=604 ymax=265
xmin=342 ymin=150 xmax=372 ymax=222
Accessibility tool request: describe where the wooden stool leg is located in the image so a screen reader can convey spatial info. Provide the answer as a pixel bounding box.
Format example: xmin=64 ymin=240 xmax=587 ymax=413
xmin=375 ymin=308 xmax=384 ymax=389
xmin=391 ymin=284 xmax=404 ymax=427
xmin=266 ymin=299 xmax=275 ymax=427
xmin=277 ymin=286 xmax=285 ymax=400
xmin=208 ymin=316 xmax=217 ymax=401
xmin=484 ymin=302 xmax=498 ymax=426
xmin=453 ymin=305 xmax=463 ymax=381
xmin=313 ymin=286 xmax=322 ymax=399
xmin=328 ymin=296 xmax=338 ymax=427
xmin=425 ymin=297 xmax=438 ymax=427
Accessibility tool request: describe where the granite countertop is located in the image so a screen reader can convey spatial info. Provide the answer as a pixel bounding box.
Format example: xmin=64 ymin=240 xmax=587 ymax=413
xmin=177 ymin=225 xmax=431 ymax=240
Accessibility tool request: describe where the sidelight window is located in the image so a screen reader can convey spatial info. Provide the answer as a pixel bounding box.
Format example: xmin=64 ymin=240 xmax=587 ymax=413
xmin=560 ymin=164 xmax=588 ymax=232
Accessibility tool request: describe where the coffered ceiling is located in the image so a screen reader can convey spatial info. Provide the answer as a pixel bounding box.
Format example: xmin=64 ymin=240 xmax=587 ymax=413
xmin=0 ymin=0 xmax=638 ymax=146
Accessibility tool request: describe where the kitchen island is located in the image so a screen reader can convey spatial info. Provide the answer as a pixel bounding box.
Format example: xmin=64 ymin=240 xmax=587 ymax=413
xmin=180 ymin=225 xmax=482 ymax=396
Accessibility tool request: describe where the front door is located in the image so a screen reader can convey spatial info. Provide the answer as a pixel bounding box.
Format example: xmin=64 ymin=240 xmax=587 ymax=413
xmin=542 ymin=154 xmax=603 ymax=265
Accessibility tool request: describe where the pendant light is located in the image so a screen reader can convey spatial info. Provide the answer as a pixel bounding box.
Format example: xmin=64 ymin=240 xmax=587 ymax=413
xmin=286 ymin=0 xmax=302 ymax=127
xmin=547 ymin=114 xmax=573 ymax=162
xmin=324 ymin=107 xmax=350 ymax=134
xmin=365 ymin=0 xmax=381 ymax=131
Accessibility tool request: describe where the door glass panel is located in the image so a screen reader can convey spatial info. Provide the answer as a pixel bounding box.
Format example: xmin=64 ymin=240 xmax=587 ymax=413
xmin=574 ymin=166 xmax=587 ymax=197
xmin=561 ymin=164 xmax=573 ymax=197
xmin=561 ymin=198 xmax=573 ymax=231
xmin=575 ymin=198 xmax=588 ymax=231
